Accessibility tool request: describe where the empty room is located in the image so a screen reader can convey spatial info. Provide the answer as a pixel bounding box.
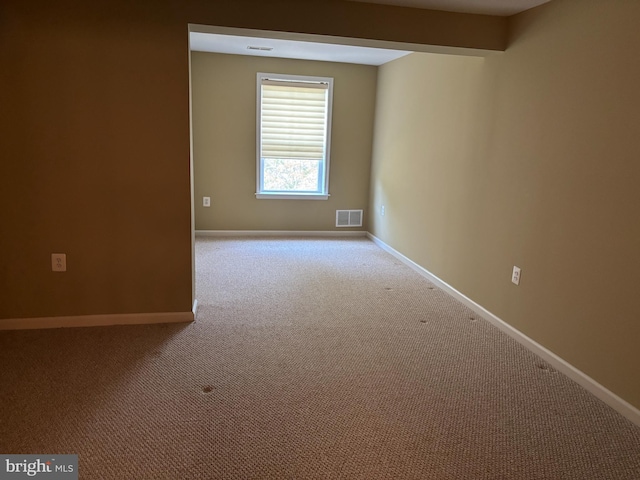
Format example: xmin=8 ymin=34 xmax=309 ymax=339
xmin=1 ymin=0 xmax=640 ymax=478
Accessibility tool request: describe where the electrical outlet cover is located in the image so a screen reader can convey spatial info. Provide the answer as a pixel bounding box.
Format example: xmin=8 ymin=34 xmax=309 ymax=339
xmin=512 ymin=266 xmax=521 ymax=285
xmin=52 ymin=253 xmax=67 ymax=272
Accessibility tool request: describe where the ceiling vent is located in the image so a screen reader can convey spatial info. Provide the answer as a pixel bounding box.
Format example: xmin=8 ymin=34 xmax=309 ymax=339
xmin=336 ymin=210 xmax=363 ymax=227
xmin=247 ymin=46 xmax=273 ymax=51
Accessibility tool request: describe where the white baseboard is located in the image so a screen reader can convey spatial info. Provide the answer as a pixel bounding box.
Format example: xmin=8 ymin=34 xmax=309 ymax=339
xmin=196 ymin=230 xmax=367 ymax=237
xmin=0 ymin=311 xmax=194 ymax=330
xmin=192 ymin=299 xmax=199 ymax=320
xmin=367 ymin=233 xmax=640 ymax=427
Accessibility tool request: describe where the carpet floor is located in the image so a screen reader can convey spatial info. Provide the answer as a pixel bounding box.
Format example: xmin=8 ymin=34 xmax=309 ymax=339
xmin=1 ymin=237 xmax=639 ymax=479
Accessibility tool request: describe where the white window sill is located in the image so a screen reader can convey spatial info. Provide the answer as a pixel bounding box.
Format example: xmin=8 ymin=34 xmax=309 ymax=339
xmin=255 ymin=193 xmax=330 ymax=200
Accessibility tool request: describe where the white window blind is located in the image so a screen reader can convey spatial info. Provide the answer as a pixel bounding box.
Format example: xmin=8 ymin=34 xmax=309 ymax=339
xmin=260 ymin=80 xmax=329 ymax=161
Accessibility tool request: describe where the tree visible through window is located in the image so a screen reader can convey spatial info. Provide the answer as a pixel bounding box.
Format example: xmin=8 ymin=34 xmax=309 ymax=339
xmin=256 ymin=73 xmax=333 ymax=199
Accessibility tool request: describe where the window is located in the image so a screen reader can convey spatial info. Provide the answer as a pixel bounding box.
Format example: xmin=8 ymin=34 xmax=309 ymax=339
xmin=256 ymin=73 xmax=333 ymax=199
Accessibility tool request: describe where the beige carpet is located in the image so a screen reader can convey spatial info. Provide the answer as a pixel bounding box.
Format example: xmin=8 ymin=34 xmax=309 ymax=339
xmin=1 ymin=237 xmax=639 ymax=479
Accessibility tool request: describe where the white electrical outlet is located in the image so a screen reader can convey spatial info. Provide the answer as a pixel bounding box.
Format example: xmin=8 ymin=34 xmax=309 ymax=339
xmin=381 ymin=205 xmax=385 ymax=216
xmin=52 ymin=253 xmax=67 ymax=272
xmin=203 ymin=197 xmax=211 ymax=207
xmin=512 ymin=266 xmax=521 ymax=285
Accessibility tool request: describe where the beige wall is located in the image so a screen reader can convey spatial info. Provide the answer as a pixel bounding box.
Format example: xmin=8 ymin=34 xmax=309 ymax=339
xmin=369 ymin=0 xmax=640 ymax=408
xmin=0 ymin=2 xmax=193 ymax=319
xmin=191 ymin=53 xmax=377 ymax=231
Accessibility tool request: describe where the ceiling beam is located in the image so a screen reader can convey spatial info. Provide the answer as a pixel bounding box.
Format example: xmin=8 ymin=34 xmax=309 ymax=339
xmin=184 ymin=0 xmax=508 ymax=53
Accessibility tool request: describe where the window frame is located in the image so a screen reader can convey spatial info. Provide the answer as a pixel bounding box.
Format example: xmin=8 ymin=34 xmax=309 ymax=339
xmin=255 ymin=72 xmax=334 ymax=200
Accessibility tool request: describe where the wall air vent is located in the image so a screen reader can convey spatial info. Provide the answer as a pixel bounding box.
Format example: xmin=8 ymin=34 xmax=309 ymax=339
xmin=247 ymin=46 xmax=274 ymax=51
xmin=336 ymin=210 xmax=363 ymax=227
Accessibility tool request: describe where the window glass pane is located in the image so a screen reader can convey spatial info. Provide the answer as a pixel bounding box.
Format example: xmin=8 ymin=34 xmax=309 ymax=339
xmin=262 ymin=158 xmax=322 ymax=192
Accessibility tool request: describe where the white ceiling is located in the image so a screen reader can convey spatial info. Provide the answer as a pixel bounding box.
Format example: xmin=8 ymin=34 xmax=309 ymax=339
xmin=190 ymin=32 xmax=412 ymax=66
xmin=190 ymin=0 xmax=553 ymax=66
xmin=345 ymin=0 xmax=552 ymax=16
